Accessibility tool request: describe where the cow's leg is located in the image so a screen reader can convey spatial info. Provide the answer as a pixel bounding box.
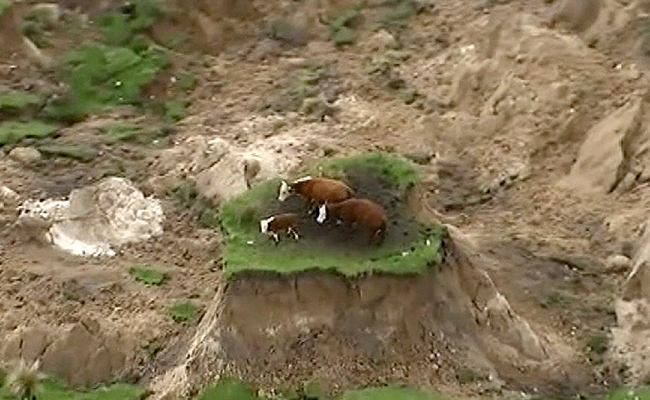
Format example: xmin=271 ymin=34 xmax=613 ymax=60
xmin=288 ymin=227 xmax=300 ymax=240
xmin=272 ymin=233 xmax=280 ymax=245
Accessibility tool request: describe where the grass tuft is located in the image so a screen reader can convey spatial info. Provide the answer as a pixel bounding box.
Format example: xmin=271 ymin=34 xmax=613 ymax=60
xmin=168 ymin=300 xmax=199 ymax=324
xmin=0 ymin=89 xmax=45 ymax=114
xmin=195 ymin=378 xmax=261 ymax=400
xmin=129 ymin=264 xmax=167 ymax=286
xmin=0 ymin=0 xmax=11 ymax=17
xmin=37 ymin=143 xmax=98 ymax=162
xmin=0 ymin=121 xmax=58 ymax=146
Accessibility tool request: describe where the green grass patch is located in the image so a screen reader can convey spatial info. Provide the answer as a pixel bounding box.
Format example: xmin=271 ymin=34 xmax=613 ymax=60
xmin=218 ymin=152 xmax=442 ymax=277
xmin=164 ymin=100 xmax=188 ymax=122
xmin=0 ymin=0 xmax=11 ymax=17
xmin=265 ymin=62 xmax=327 ymax=114
xmin=0 ymin=89 xmax=45 ymax=114
xmin=315 ymin=151 xmax=420 ymax=190
xmin=21 ymin=5 xmax=59 ymax=48
xmin=195 ymin=378 xmax=261 ymax=400
xmin=98 ymin=0 xmax=164 ymax=47
xmin=168 ymin=300 xmax=199 ymax=324
xmin=604 ymin=386 xmax=650 ymax=400
xmin=0 ymin=375 xmax=144 ymax=400
xmin=37 ymin=143 xmax=98 ymax=162
xmin=340 ymin=386 xmax=442 ymax=400
xmin=129 ymin=264 xmax=167 ymax=286
xmin=327 ymin=8 xmax=362 ymax=46
xmin=0 ymin=121 xmax=58 ymax=146
xmin=45 ymin=43 xmax=168 ymax=122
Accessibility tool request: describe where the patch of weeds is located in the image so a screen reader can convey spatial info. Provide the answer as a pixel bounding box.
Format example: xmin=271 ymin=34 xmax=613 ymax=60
xmin=129 ymin=264 xmax=167 ymax=286
xmin=0 ymin=89 xmax=45 ymax=115
xmin=143 ymin=338 xmax=163 ymax=358
xmin=45 ymin=43 xmax=168 ymax=122
xmin=327 ymin=8 xmax=362 ymax=46
xmin=539 ymin=289 xmax=572 ymax=309
xmin=0 ymin=373 xmax=145 ymax=400
xmin=37 ymin=143 xmax=98 ymax=162
xmin=164 ymin=100 xmax=188 ymax=122
xmin=400 ymin=88 xmax=418 ymax=105
xmin=340 ymin=385 xmax=444 ymax=400
xmin=168 ymin=300 xmax=199 ymax=324
xmin=159 ymin=31 xmax=190 ymax=51
xmin=586 ymin=331 xmax=609 ymax=364
xmin=376 ymin=0 xmax=425 ymax=33
xmin=0 ymin=0 xmax=11 ymax=17
xmin=101 ymin=122 xmax=167 ymax=145
xmin=0 ymin=121 xmax=58 ymax=146
xmin=175 ymin=72 xmax=196 ymax=92
xmin=267 ymin=62 xmax=328 ymax=113
xmin=21 ymin=5 xmax=59 ymax=48
xmin=455 ymin=367 xmax=482 ymax=384
xmin=195 ymin=378 xmax=261 ymax=400
xmin=98 ymin=0 xmax=164 ymax=47
xmin=603 ymin=386 xmax=650 ymax=400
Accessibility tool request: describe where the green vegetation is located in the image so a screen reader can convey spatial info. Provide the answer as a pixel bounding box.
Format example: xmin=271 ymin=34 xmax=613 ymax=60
xmin=266 ymin=62 xmax=328 ymax=114
xmin=340 ymin=386 xmax=442 ymax=400
xmin=327 ymin=8 xmax=362 ymax=46
xmin=604 ymin=387 xmax=650 ymax=400
xmin=129 ymin=264 xmax=168 ymax=286
xmin=376 ymin=0 xmax=424 ymax=33
xmin=0 ymin=89 xmax=45 ymax=114
xmin=0 ymin=121 xmax=58 ymax=146
xmin=21 ymin=5 xmax=59 ymax=48
xmin=315 ymin=151 xmax=420 ymax=190
xmin=164 ymin=100 xmax=188 ymax=122
xmin=0 ymin=366 xmax=144 ymax=400
xmin=45 ymin=43 xmax=168 ymax=122
xmin=196 ymin=378 xmax=261 ymax=400
xmin=194 ymin=380 xmax=444 ymax=400
xmin=168 ymin=300 xmax=199 ymax=324
xmin=37 ymin=143 xmax=98 ymax=162
xmin=218 ymin=152 xmax=442 ymax=276
xmin=43 ymin=0 xmax=170 ymax=123
xmin=0 ymin=0 xmax=11 ymax=17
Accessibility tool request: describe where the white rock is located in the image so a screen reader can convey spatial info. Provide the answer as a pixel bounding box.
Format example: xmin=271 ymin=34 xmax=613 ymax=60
xmin=9 ymin=147 xmax=41 ymax=165
xmin=606 ymin=254 xmax=631 ymax=272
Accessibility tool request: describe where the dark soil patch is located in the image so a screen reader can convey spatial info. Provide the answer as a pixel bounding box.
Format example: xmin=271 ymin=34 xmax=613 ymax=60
xmin=260 ymin=170 xmax=424 ymax=253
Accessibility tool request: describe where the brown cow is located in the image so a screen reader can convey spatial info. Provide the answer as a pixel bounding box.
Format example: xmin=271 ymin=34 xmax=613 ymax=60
xmin=277 ymin=176 xmax=354 ymax=214
xmin=259 ymin=213 xmax=301 ymax=244
xmin=317 ymin=198 xmax=388 ymax=245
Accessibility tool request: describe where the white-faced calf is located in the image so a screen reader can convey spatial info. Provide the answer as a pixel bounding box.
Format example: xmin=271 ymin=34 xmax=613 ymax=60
xmin=317 ymin=198 xmax=388 ymax=245
xmin=259 ymin=213 xmax=301 ymax=244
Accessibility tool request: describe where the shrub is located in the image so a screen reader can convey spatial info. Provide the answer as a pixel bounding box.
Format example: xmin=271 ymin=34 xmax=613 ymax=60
xmin=327 ymin=8 xmax=362 ymax=46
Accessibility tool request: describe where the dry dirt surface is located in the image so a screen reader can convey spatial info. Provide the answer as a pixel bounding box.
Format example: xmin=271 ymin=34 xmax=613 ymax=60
xmin=4 ymin=0 xmax=650 ymax=398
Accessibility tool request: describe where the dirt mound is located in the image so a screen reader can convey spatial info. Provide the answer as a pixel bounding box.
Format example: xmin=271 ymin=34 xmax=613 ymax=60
xmin=148 ymin=210 xmax=590 ymax=400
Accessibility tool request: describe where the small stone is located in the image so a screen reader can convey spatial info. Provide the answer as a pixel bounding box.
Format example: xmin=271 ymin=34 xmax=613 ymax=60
xmin=605 ymin=254 xmax=631 ymax=272
xmin=9 ymin=146 xmax=42 ymax=165
xmin=0 ymin=186 xmax=20 ymax=206
xmin=367 ymin=29 xmax=399 ymax=51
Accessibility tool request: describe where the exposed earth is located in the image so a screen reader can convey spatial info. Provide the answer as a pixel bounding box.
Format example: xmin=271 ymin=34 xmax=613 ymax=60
xmin=3 ymin=0 xmax=650 ymax=399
